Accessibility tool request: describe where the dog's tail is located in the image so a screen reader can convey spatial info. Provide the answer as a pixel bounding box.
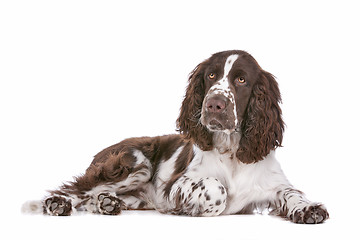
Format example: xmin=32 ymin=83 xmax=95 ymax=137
xmin=21 ymin=200 xmax=43 ymax=214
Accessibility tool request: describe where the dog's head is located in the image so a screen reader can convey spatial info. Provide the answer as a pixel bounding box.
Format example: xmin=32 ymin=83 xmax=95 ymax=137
xmin=177 ymin=50 xmax=284 ymax=163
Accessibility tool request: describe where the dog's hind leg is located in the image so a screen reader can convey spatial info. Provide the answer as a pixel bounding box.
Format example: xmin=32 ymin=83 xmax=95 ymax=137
xmin=41 ymin=142 xmax=154 ymax=216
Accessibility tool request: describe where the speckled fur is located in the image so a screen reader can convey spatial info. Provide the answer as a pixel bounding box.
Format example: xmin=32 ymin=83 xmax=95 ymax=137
xmin=23 ymin=50 xmax=328 ymax=223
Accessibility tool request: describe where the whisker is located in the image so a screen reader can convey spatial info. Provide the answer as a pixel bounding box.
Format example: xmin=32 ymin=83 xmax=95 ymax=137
xmin=189 ymin=109 xmax=202 ymax=123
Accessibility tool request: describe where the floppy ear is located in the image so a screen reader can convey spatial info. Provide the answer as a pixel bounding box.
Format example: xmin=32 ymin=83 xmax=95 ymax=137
xmin=236 ymin=71 xmax=284 ymax=163
xmin=176 ymin=63 xmax=214 ymax=151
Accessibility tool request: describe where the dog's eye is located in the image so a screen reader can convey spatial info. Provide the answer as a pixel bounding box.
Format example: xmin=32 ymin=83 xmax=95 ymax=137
xmin=208 ymin=73 xmax=216 ymax=80
xmin=236 ymin=77 xmax=246 ymax=84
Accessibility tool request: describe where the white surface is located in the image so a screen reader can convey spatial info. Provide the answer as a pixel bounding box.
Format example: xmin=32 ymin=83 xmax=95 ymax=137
xmin=9 ymin=210 xmax=345 ymax=240
xmin=1 ymin=0 xmax=359 ymax=239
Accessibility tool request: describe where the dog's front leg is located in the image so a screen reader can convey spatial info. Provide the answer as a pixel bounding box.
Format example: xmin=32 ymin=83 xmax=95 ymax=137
xmin=274 ymin=187 xmax=329 ymax=224
xmin=166 ymin=175 xmax=227 ymax=217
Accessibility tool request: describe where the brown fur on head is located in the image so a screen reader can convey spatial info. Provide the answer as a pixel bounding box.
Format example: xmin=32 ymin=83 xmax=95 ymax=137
xmin=177 ymin=50 xmax=284 ymax=163
xmin=236 ymin=70 xmax=284 ymax=163
xmin=176 ymin=61 xmax=214 ymax=151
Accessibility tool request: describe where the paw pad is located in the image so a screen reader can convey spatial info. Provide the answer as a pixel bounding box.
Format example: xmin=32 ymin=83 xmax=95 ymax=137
xmin=97 ymin=193 xmax=123 ymax=215
xmin=292 ymin=203 xmax=329 ymax=224
xmin=44 ymin=196 xmax=72 ymax=216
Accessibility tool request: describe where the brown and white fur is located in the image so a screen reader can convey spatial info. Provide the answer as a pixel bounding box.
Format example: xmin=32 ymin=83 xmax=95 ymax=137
xmin=23 ymin=50 xmax=329 ymax=224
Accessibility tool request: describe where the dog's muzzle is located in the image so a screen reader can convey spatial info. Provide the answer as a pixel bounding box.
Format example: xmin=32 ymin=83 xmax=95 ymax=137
xmin=201 ymin=94 xmax=237 ymax=133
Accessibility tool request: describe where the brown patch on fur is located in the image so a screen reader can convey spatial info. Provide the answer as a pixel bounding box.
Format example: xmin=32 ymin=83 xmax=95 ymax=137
xmin=49 ymin=135 xmax=187 ymax=198
xmin=163 ymin=141 xmax=195 ymax=197
xmin=236 ymin=71 xmax=284 ymax=163
xmin=176 ymin=62 xmax=214 ymax=151
xmin=52 ymin=151 xmax=135 ymax=196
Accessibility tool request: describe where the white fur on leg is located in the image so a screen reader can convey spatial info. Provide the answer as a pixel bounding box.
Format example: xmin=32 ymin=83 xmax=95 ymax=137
xmin=168 ymin=176 xmax=227 ymax=216
xmin=21 ymin=200 xmax=43 ymax=214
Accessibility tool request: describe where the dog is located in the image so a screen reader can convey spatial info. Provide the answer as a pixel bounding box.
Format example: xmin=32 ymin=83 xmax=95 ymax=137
xmin=23 ymin=50 xmax=329 ymax=224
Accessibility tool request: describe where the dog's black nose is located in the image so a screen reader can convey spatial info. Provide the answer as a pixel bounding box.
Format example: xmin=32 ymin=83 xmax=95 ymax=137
xmin=206 ymin=96 xmax=226 ymax=113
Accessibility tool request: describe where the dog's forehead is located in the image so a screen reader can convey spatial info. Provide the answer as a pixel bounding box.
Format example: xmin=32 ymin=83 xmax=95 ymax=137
xmin=233 ymin=54 xmax=262 ymax=74
xmin=208 ymin=55 xmax=239 ymax=98
xmin=208 ymin=52 xmax=250 ymax=73
xmin=209 ymin=55 xmax=238 ymax=88
xmin=223 ymin=55 xmax=239 ymax=77
xmin=206 ymin=54 xmax=237 ymax=74
xmin=209 ymin=53 xmax=236 ymax=66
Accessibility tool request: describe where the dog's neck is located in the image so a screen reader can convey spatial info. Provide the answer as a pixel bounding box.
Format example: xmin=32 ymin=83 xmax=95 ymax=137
xmin=212 ymin=131 xmax=241 ymax=155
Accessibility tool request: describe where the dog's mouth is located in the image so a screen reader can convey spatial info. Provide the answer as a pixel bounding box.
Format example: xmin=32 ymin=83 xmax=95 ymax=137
xmin=200 ymin=95 xmax=239 ymax=134
xmin=208 ymin=119 xmax=225 ymax=131
xmin=203 ymin=117 xmax=238 ymax=134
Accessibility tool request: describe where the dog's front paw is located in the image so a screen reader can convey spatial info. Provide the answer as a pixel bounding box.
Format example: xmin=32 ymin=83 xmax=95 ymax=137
xmin=291 ymin=203 xmax=329 ymax=224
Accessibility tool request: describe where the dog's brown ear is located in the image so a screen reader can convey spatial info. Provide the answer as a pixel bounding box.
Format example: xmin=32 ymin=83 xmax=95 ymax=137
xmin=176 ymin=62 xmax=213 ymax=151
xmin=236 ymin=70 xmax=284 ymax=163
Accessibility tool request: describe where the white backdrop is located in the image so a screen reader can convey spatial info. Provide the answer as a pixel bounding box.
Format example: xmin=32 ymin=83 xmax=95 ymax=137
xmin=1 ymin=0 xmax=359 ymax=239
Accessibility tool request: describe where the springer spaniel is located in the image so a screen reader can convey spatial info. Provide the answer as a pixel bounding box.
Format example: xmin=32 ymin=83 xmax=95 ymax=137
xmin=23 ymin=50 xmax=329 ymax=224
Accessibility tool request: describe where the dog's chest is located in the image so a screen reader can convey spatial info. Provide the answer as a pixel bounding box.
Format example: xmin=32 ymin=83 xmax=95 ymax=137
xmin=186 ymin=148 xmax=276 ymax=213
